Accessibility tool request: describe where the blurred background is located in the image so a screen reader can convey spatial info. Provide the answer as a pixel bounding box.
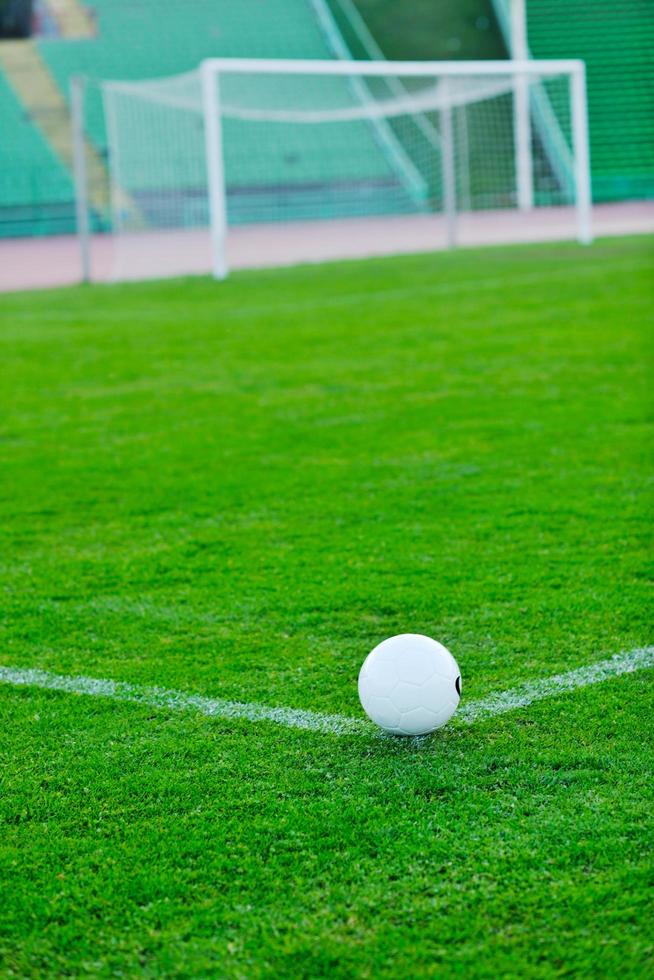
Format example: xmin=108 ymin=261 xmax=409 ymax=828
xmin=0 ymin=0 xmax=651 ymax=266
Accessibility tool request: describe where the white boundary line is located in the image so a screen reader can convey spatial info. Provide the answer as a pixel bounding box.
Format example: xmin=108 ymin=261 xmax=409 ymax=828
xmin=0 ymin=646 xmax=652 ymax=737
xmin=455 ymin=646 xmax=654 ymax=725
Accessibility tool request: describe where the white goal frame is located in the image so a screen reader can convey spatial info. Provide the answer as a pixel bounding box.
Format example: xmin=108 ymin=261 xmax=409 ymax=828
xmin=199 ymin=58 xmax=592 ymax=280
xmin=73 ymin=58 xmax=592 ymax=282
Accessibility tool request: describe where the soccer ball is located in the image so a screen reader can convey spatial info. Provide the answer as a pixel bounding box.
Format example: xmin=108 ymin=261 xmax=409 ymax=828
xmin=358 ymin=634 xmax=461 ymax=735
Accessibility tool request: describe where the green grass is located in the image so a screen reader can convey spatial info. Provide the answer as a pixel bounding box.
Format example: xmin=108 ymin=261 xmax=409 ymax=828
xmin=1 ymin=237 xmax=653 ymax=977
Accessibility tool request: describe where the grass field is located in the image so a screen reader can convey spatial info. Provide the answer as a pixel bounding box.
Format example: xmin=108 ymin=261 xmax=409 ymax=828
xmin=1 ymin=236 xmax=653 ymax=977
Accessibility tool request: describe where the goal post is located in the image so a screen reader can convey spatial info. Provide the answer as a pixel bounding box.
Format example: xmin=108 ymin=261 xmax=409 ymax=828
xmin=571 ymin=62 xmax=592 ymax=247
xmin=97 ymin=57 xmax=593 ymax=283
xmin=510 ymin=0 xmax=533 ymax=212
xmin=201 ymin=64 xmax=228 ymax=281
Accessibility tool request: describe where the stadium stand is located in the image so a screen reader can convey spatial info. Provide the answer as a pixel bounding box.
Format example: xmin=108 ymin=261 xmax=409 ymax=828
xmin=0 ymin=0 xmax=416 ymax=234
xmin=1 ymin=0 xmax=651 ymax=237
xmin=0 ymin=55 xmax=74 ymax=235
xmin=38 ymin=0 xmax=343 ymax=151
xmin=42 ymin=0 xmax=426 ymax=231
xmin=492 ymin=0 xmax=654 ymax=202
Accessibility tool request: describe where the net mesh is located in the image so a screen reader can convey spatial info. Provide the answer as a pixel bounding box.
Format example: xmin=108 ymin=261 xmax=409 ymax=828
xmin=101 ymin=65 xmax=576 ymax=279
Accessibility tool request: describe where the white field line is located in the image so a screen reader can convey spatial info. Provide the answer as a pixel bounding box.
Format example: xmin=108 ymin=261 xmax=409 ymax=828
xmin=0 ymin=646 xmax=652 ymax=737
xmin=0 ymin=666 xmax=366 ymax=736
xmin=455 ymin=646 xmax=654 ymax=725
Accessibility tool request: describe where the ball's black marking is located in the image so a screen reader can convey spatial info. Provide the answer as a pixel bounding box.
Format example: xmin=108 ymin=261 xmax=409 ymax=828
xmin=455 ymin=675 xmax=462 ymax=696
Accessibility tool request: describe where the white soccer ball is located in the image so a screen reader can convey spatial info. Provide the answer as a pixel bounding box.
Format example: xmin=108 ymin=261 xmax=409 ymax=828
xmin=358 ymin=634 xmax=461 ymax=735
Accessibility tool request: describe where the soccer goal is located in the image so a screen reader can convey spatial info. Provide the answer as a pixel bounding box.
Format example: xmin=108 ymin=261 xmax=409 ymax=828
xmin=82 ymin=58 xmax=592 ymax=281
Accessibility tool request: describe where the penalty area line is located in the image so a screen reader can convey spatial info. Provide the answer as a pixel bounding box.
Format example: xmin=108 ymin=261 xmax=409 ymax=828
xmin=0 ymin=646 xmax=652 ymax=738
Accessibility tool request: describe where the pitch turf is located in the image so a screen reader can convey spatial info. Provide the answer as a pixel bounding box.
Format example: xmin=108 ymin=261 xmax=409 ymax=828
xmin=1 ymin=237 xmax=652 ymax=977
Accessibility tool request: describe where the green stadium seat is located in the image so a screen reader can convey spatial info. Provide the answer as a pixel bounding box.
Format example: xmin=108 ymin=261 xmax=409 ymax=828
xmin=0 ymin=68 xmax=74 ymax=235
xmin=526 ymin=0 xmax=654 ymax=201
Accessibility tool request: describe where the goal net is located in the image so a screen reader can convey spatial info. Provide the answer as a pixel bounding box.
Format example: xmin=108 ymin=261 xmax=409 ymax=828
xmin=97 ymin=58 xmax=591 ymax=281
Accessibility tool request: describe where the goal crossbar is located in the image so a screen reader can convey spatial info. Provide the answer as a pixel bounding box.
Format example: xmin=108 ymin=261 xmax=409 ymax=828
xmin=201 ymin=58 xmax=585 ymax=78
